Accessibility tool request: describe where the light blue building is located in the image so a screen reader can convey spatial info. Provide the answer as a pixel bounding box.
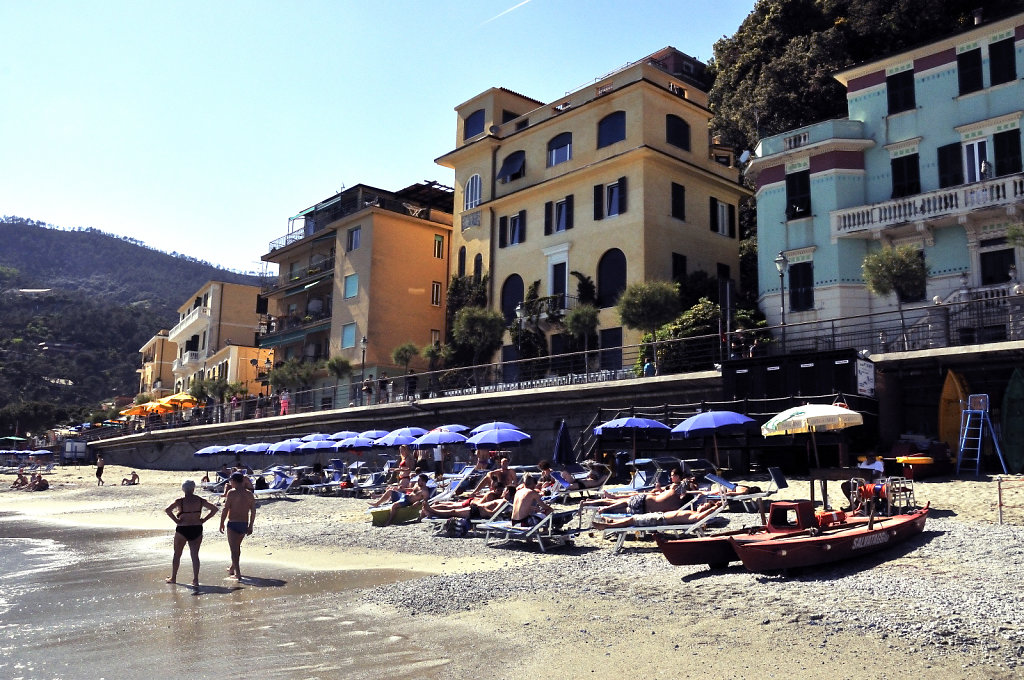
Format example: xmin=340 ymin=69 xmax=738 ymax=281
xmin=748 ymin=12 xmax=1024 ymax=341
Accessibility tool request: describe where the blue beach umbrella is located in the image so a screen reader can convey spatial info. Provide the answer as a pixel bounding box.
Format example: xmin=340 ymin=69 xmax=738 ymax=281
xmin=242 ymin=442 xmax=274 ymax=454
xmin=373 ymin=432 xmax=418 ymax=448
xmin=412 ymin=430 xmax=469 ymax=448
xmin=594 ymin=416 xmax=670 ymax=462
xmin=224 ymin=443 xmax=249 ymax=453
xmin=328 ymin=430 xmax=360 ymax=441
xmin=671 ymin=410 xmax=757 ymax=468
xmin=359 ymin=429 xmax=389 ymax=440
xmin=465 ymin=428 xmax=532 ymax=448
xmin=297 ymin=439 xmax=337 ymax=451
xmin=388 ymin=426 xmax=428 ymax=438
xmin=337 ymin=436 xmax=377 ymax=450
xmin=194 ymin=445 xmax=227 ymax=456
xmin=470 ymin=421 xmax=521 ymax=435
xmin=268 ymin=439 xmax=303 ymax=454
xmin=300 ymin=433 xmax=330 ymax=442
xmin=433 ymin=423 xmax=469 ymax=433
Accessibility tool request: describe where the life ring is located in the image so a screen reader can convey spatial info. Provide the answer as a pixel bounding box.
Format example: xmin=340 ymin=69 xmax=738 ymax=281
xmin=859 ymin=483 xmax=888 ymax=500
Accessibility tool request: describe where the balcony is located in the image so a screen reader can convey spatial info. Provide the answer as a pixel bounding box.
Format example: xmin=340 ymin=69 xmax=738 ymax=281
xmin=831 ymin=172 xmax=1024 ymax=240
xmin=168 ymin=306 xmax=211 ymax=343
xmin=261 ymin=257 xmax=335 ymax=295
xmin=258 ymin=311 xmax=332 ymax=347
xmin=172 ymin=350 xmax=208 ymax=373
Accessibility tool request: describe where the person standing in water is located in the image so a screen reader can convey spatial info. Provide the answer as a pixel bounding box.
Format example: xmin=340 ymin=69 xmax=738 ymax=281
xmin=220 ymin=472 xmax=256 ymax=581
xmin=95 ymin=454 xmax=104 ymax=486
xmin=164 ymin=479 xmax=219 ymax=587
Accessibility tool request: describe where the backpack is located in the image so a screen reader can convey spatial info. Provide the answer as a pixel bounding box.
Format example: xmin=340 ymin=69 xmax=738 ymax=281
xmin=443 ymin=517 xmax=470 ymax=538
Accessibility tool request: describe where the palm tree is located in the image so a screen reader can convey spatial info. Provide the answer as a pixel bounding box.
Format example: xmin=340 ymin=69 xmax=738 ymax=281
xmin=325 ymin=355 xmax=352 ymax=407
xmin=391 ymin=342 xmax=419 ymax=373
xmin=565 ymin=303 xmax=599 ymax=380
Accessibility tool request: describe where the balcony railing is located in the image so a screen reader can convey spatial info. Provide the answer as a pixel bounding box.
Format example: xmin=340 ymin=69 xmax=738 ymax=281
xmin=168 ymin=306 xmax=211 ymax=341
xmin=261 ymin=256 xmax=335 ymax=294
xmin=172 ymin=350 xmax=208 ymax=373
xmin=831 ymin=172 xmax=1024 ymax=238
xmin=258 ymin=311 xmax=333 ymax=345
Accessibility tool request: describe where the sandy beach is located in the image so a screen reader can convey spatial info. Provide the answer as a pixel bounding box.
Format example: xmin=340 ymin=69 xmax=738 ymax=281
xmin=3 ymin=464 xmax=1024 ymax=679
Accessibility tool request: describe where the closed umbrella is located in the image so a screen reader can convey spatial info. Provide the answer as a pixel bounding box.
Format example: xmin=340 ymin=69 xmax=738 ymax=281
xmin=470 ymin=421 xmax=520 ymax=435
xmin=761 ymin=404 xmax=864 ymax=467
xmin=671 ymin=410 xmax=757 ymax=468
xmin=551 ymin=420 xmax=573 ymax=468
xmin=593 ymin=416 xmax=670 ymax=462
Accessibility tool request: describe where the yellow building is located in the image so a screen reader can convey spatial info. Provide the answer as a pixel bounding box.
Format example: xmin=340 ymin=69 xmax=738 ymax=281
xmin=259 ymin=182 xmax=453 ymax=407
xmin=436 ymin=47 xmax=750 ymax=371
xmin=136 ymin=330 xmax=175 ymax=398
xmin=167 ymin=280 xmax=263 ymax=392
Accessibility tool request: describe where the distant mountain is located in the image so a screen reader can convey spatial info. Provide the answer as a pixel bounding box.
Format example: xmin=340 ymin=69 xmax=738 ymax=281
xmin=0 ymin=216 xmax=263 ymax=433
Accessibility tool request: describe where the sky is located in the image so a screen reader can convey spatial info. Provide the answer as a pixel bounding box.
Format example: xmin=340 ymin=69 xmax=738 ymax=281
xmin=0 ymin=0 xmax=757 ymax=273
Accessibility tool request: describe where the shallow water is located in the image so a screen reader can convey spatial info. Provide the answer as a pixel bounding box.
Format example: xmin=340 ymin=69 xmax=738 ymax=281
xmin=0 ymin=516 xmax=449 ymax=679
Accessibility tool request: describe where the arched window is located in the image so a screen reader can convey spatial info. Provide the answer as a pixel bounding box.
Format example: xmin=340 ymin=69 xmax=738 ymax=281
xmin=463 ymin=109 xmax=485 ymax=140
xmin=597 ymin=111 xmax=626 ymax=149
xmin=457 ymin=246 xmax=466 ymax=277
xmin=473 ymin=254 xmax=483 ymax=282
xmin=464 ymin=174 xmax=481 ymax=210
xmin=547 ymin=132 xmax=572 ymax=166
xmin=500 ymin=274 xmax=524 ymax=323
xmin=597 ymin=249 xmax=627 ymax=308
xmin=666 ymin=114 xmax=690 ymax=151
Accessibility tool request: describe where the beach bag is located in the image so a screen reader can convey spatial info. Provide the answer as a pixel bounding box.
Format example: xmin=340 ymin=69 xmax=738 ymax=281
xmin=443 ymin=518 xmax=470 ymax=538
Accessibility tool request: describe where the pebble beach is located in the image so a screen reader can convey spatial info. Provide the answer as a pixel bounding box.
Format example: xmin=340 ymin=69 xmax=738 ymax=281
xmin=3 ymin=464 xmax=1024 ymax=679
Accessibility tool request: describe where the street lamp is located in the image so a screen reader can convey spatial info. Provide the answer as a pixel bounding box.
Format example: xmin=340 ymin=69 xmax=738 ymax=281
xmin=514 ymin=302 xmax=524 ymax=389
xmin=359 ymin=335 xmax=368 ymax=405
xmin=774 ymin=251 xmax=789 ymax=353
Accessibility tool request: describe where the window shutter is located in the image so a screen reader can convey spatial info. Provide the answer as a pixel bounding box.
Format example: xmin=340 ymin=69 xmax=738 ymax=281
xmin=617 ymin=176 xmax=627 ymax=214
xmin=518 ymin=210 xmax=527 ymax=242
xmin=565 ymin=194 xmax=574 ymax=230
xmin=544 ymin=201 xmax=553 ymax=235
xmin=709 ymin=198 xmax=718 ymax=232
xmin=671 ymin=182 xmax=685 ymax=220
xmin=728 ymin=204 xmax=736 ymax=238
xmin=594 ymin=185 xmax=604 ymax=220
xmin=498 ymin=216 xmax=508 ymax=248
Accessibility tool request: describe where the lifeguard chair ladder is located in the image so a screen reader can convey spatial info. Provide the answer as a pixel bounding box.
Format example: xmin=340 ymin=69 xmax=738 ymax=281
xmin=957 ymin=394 xmax=1008 ymax=476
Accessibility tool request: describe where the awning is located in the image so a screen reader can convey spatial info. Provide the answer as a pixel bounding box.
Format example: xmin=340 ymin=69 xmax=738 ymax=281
xmin=496 ymin=150 xmax=525 ymax=182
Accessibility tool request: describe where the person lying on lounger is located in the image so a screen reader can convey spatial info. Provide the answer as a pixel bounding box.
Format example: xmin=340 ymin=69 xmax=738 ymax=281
xmin=559 ymin=463 xmax=611 ymax=491
xmin=423 ymin=483 xmax=512 ymax=520
xmin=591 ymin=500 xmax=723 ymax=529
xmin=367 ymin=473 xmax=413 ymax=508
xmin=581 ymin=466 xmax=692 ymax=515
xmin=383 ymin=474 xmax=432 ymax=526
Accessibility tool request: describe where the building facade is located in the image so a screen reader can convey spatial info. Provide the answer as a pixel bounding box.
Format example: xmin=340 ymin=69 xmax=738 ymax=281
xmin=167 ymin=280 xmax=263 ymax=392
xmin=258 ymin=182 xmax=453 ymax=406
xmin=748 ymin=13 xmax=1024 ymax=342
xmin=136 ymin=330 xmax=175 ymax=398
xmin=436 ymin=47 xmax=749 ymax=372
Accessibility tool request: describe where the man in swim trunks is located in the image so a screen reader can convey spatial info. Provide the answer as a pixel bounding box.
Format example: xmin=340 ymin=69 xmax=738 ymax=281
xmin=591 ymin=500 xmax=722 ymax=529
xmin=220 ymin=472 xmax=257 ymax=580
xmin=582 ymin=466 xmax=691 ymax=515
xmin=165 ymin=479 xmax=219 ymax=586
xmin=383 ymin=473 xmax=431 ymax=526
xmin=511 ymin=474 xmax=552 ymax=527
xmin=470 ymin=456 xmax=517 ymax=495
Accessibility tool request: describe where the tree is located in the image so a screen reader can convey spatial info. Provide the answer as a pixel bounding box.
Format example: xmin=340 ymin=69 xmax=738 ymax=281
xmin=862 ymin=245 xmax=929 ymax=348
xmin=444 ymin=274 xmax=489 ymax=368
xmin=268 ymin=358 xmax=321 ymax=392
xmin=451 ymin=307 xmax=506 ymax=392
xmin=570 ymin=270 xmax=597 ymax=306
xmin=617 ymin=280 xmax=682 ymax=373
xmin=651 ymin=298 xmax=722 ymax=374
xmin=391 ymin=342 xmax=419 ymax=373
xmin=325 ymin=355 xmax=352 ymax=405
xmin=565 ymin=303 xmax=599 ymax=378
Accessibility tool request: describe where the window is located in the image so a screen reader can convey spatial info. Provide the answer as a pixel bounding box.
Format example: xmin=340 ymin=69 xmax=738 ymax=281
xmin=666 ymin=114 xmax=691 ymax=151
xmin=957 ymin=48 xmax=983 ymax=95
xmin=597 ymin=111 xmax=626 ymax=148
xmin=980 ymin=246 xmax=1015 ymax=285
xmin=473 ymin=254 xmax=483 ymax=282
xmin=431 ymin=329 xmax=441 ymax=346
xmin=594 ymin=177 xmax=627 ymax=219
xmin=709 ymin=197 xmax=736 ymax=237
xmin=551 ymin=261 xmax=568 ymax=308
xmin=937 ymin=143 xmax=964 ymax=188
xmin=499 ymin=210 xmax=527 ymax=247
xmin=343 ymin=274 xmax=358 ymax=299
xmin=500 ymin=274 xmax=524 ymax=323
xmin=547 ymin=132 xmax=572 ymax=166
xmin=433 ymin=235 xmax=444 ymax=259
xmin=430 ymin=281 xmax=442 ymax=306
xmin=785 ymin=170 xmax=811 ymax=219
xmin=342 ymin=323 xmax=356 ymax=349
xmin=457 ymin=246 xmax=466 ymax=277
xmin=886 ymin=70 xmax=915 ymax=115
xmin=964 ymin=141 xmax=988 ymax=183
xmin=671 ymin=253 xmax=687 ymax=283
xmin=496 ymin=150 xmax=526 ymax=183
xmin=544 ymin=195 xmax=574 ymax=234
xmin=789 ymin=261 xmax=814 ymax=312
xmin=463 ymin=108 xmax=485 ymax=140
xmin=671 ymin=182 xmax=686 ymax=220
xmin=990 ymin=38 xmax=1017 ymax=86
xmin=502 ymin=109 xmax=519 ymax=124
xmin=890 ymin=154 xmax=921 ymax=198
xmin=597 ymin=248 xmax=627 ymax=308
xmin=994 ymin=129 xmax=1022 ymax=177
xmin=346 ymin=226 xmax=361 ymax=252
xmin=464 ymin=174 xmax=481 ymax=210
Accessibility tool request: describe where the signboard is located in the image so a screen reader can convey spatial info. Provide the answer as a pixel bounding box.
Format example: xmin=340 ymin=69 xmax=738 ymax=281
xmin=856 ymin=359 xmax=875 ymax=397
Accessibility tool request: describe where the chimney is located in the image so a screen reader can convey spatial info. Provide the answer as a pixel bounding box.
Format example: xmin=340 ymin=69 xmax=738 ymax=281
xmin=973 ymin=8 xmax=983 ymax=25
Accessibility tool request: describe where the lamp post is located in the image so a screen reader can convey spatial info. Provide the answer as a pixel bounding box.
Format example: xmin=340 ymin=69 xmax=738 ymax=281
xmin=774 ymin=251 xmax=789 ymax=353
xmin=359 ymin=335 xmax=368 ymax=405
xmin=514 ymin=302 xmax=524 ymax=390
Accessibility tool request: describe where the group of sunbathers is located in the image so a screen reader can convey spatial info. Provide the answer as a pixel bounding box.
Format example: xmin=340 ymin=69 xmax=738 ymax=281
xmin=10 ymin=469 xmax=49 ymax=491
xmin=584 ymin=465 xmax=727 ymax=530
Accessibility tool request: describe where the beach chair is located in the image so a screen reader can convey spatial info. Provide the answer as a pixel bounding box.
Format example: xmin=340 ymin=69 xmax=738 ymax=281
xmin=304 ymin=469 xmax=347 ymax=495
xmin=595 ymin=510 xmax=730 ymax=553
xmin=481 ymin=509 xmax=581 ymax=552
xmin=254 ymin=472 xmax=292 ymax=500
xmin=425 ymin=499 xmax=511 ymax=536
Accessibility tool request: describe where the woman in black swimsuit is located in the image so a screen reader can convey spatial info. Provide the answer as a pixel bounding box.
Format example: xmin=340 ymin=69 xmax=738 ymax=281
xmin=164 ymin=479 xmax=220 ymax=587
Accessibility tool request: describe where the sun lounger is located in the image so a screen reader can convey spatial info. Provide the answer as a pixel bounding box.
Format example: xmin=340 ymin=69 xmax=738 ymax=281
xmin=595 ymin=512 xmax=731 ymax=553
xmin=481 ymin=510 xmax=581 ymax=552
xmin=425 ymin=500 xmax=512 ymax=536
xmin=254 ymin=472 xmax=292 ymax=500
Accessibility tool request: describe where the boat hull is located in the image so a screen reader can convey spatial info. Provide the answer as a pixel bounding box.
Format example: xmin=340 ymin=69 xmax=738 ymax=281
xmin=730 ymin=507 xmax=928 ymax=572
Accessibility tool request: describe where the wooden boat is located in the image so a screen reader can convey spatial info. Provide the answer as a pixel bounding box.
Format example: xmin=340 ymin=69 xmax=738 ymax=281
xmin=728 ymin=503 xmax=928 ymax=573
xmin=1002 ymin=367 xmax=1024 ymax=474
xmin=938 ymin=370 xmax=969 ymax=458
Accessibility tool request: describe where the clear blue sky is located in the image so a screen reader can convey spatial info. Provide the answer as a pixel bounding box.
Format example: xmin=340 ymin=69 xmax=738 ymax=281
xmin=1 ymin=1 xmax=756 ymax=273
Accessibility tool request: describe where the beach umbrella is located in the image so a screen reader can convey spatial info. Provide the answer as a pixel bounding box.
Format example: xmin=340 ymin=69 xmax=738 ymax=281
xmin=761 ymin=403 xmax=864 ymax=467
xmin=433 ymin=423 xmax=469 ymax=432
xmin=144 ymin=401 xmax=175 ymax=414
xmin=672 ymin=410 xmax=758 ymax=468
xmin=359 ymin=429 xmax=389 ymax=440
xmin=593 ymin=416 xmax=670 ymax=462
xmin=300 ymin=433 xmax=330 ymax=442
xmin=465 ymin=428 xmax=532 ymax=448
xmin=337 ymin=436 xmax=377 ymax=450
xmin=412 ymin=430 xmax=469 ymax=448
xmin=470 ymin=421 xmax=521 ymax=435
xmin=243 ymin=442 xmax=274 ymax=453
xmin=387 ymin=426 xmax=428 ymax=438
xmin=267 ymin=439 xmax=303 ymax=454
xmin=224 ymin=443 xmax=249 ymax=453
xmin=120 ymin=404 xmax=149 ymax=416
xmin=328 ymin=430 xmax=360 ymax=441
xmin=373 ymin=432 xmax=418 ymax=447
xmin=551 ymin=419 xmax=574 ymax=467
xmin=194 ymin=445 xmax=227 ymax=456
xmin=160 ymin=392 xmax=199 ymax=407
xmin=297 ymin=439 xmax=337 ymax=451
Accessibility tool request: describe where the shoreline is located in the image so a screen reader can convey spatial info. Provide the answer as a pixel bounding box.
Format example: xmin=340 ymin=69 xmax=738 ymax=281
xmin=3 ymin=465 xmax=1023 ymax=679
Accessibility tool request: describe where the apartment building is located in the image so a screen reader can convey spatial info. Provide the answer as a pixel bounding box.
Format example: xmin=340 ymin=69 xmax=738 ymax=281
xmin=136 ymin=330 xmax=174 ymax=398
xmin=436 ymin=47 xmax=749 ymax=372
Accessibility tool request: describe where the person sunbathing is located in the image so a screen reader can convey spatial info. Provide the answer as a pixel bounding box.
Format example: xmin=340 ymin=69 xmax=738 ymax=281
xmin=592 ymin=500 xmax=723 ymax=530
xmin=424 ymin=484 xmax=511 ymax=520
xmin=383 ymin=474 xmax=431 ymax=526
xmin=470 ymin=457 xmax=516 ymax=495
xmin=511 ymin=474 xmax=552 ymax=527
xmin=121 ymin=471 xmax=140 ymax=485
xmin=25 ymin=473 xmax=49 ymax=492
xmin=11 ymin=471 xmax=29 ymax=489
xmin=559 ymin=463 xmax=611 ymax=491
xmin=581 ymin=466 xmax=691 ymax=515
xmin=367 ymin=473 xmax=413 ymax=507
